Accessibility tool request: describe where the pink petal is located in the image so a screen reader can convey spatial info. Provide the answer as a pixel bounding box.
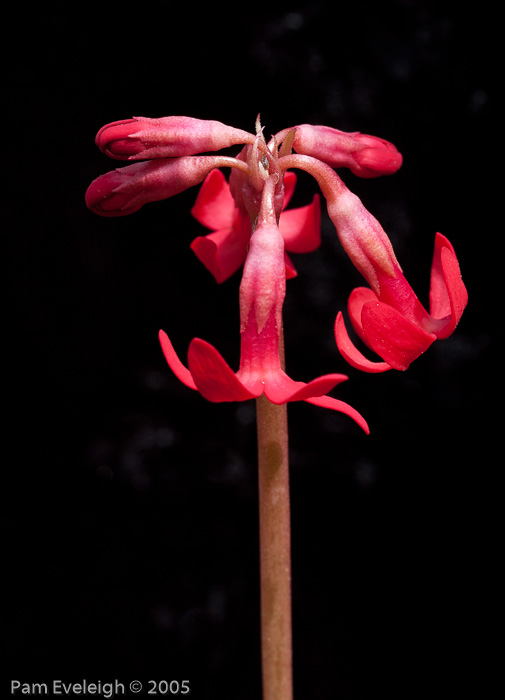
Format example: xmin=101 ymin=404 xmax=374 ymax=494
xmin=190 ymin=169 xmax=235 ymax=230
xmin=279 ymin=195 xmax=322 ymax=253
xmin=158 ymin=330 xmax=197 ymax=390
xmin=187 ymin=338 xmax=258 ymax=402
xmin=304 ymin=395 xmax=370 ymax=434
xmin=335 ymin=312 xmax=392 ymax=373
xmin=361 ymin=302 xmax=436 ymax=370
xmin=190 ymin=227 xmax=249 ymax=283
xmin=429 ymin=233 xmax=468 ymax=338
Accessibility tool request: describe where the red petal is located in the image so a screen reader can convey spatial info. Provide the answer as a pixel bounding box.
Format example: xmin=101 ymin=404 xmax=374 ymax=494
xmin=284 ymin=252 xmax=298 ymax=279
xmin=279 ymin=194 xmax=321 ymax=253
xmin=361 ymin=302 xmax=436 ymax=370
xmin=187 ymin=338 xmax=257 ymax=402
xmin=335 ymin=312 xmax=392 ymax=373
xmin=347 ymin=287 xmax=379 ymax=346
xmin=304 ymin=395 xmax=370 ymax=434
xmin=190 ymin=169 xmax=235 ymax=230
xmin=158 ymin=330 xmax=197 ymax=390
xmin=190 ymin=227 xmax=248 ymax=283
xmin=263 ymin=371 xmax=348 ymax=404
xmin=429 ymin=233 xmax=468 ymax=338
xmin=282 ymin=170 xmax=297 ymax=209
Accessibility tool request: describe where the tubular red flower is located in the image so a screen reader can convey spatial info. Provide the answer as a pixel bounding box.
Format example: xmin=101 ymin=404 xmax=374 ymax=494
xmin=189 ymin=169 xmax=321 ymax=283
xmin=278 ymin=154 xmax=467 ymax=371
xmin=334 ymin=233 xmax=467 ymax=372
xmin=85 ymin=155 xmax=248 ymax=217
xmin=159 ymin=178 xmax=369 ymax=432
xmin=276 ymin=124 xmax=403 ymax=177
xmin=95 ymin=116 xmax=256 ymax=160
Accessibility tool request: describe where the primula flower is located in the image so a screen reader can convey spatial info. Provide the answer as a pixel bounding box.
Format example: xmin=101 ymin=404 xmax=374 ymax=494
xmin=333 ymin=231 xmax=468 ymax=372
xmin=276 ymin=154 xmax=467 ymax=372
xmin=189 ymin=168 xmax=321 ymax=283
xmin=159 ymin=177 xmax=369 ymax=432
xmin=85 ymin=113 xmax=408 ymax=427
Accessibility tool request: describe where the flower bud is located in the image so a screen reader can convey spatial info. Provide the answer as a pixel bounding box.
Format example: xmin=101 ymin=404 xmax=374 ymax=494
xmin=95 ymin=116 xmax=254 ymax=160
xmin=351 ymin=133 xmax=403 ymax=177
xmin=85 ymin=156 xmax=240 ymax=217
xmin=291 ymin=124 xmax=402 ymax=177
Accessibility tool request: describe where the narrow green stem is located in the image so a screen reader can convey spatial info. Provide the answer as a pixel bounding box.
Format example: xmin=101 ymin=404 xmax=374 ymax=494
xmin=256 ymin=366 xmax=293 ymax=700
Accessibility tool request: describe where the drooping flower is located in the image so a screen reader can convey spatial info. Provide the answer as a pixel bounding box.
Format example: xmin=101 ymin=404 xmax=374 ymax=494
xmin=159 ymin=176 xmax=369 ymax=432
xmin=276 ymin=154 xmax=467 ymax=372
xmin=333 ymin=231 xmax=468 ymax=372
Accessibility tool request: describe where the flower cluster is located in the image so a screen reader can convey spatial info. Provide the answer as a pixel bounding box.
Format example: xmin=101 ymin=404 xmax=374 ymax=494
xmin=86 ymin=115 xmax=467 ymax=431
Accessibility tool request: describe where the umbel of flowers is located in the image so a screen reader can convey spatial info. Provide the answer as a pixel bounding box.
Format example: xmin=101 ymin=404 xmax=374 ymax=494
xmin=86 ymin=114 xmax=467 ymax=700
xmin=86 ymin=115 xmax=467 ymax=428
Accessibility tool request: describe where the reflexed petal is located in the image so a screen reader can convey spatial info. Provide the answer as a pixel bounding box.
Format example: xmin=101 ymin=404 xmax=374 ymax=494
xmin=429 ymin=232 xmax=468 ymax=338
xmin=347 ymin=286 xmax=379 ymax=345
xmin=190 ymin=169 xmax=235 ymax=230
xmin=304 ymin=395 xmax=370 ymax=434
xmin=279 ymin=194 xmax=321 ymax=253
xmin=361 ymin=301 xmax=436 ymax=370
xmin=190 ymin=227 xmax=249 ymax=283
xmin=158 ymin=330 xmax=197 ymax=390
xmin=187 ymin=338 xmax=258 ymax=402
xmin=264 ymin=371 xmax=348 ymax=404
xmin=335 ymin=312 xmax=392 ymax=373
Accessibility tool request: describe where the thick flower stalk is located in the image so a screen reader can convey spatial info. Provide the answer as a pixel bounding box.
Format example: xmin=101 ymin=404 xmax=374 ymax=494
xmin=277 ymin=154 xmax=468 ymax=372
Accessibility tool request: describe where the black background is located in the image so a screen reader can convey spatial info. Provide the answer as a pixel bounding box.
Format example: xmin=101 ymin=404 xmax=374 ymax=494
xmin=5 ymin=1 xmax=497 ymax=698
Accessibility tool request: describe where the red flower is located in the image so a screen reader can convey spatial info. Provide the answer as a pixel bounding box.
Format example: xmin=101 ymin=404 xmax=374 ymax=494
xmin=189 ymin=168 xmax=321 ymax=283
xmin=275 ymin=154 xmax=467 ymax=372
xmin=159 ymin=177 xmax=369 ymax=433
xmin=87 ymin=114 xmax=463 ymax=420
xmin=334 ymin=232 xmax=468 ymax=372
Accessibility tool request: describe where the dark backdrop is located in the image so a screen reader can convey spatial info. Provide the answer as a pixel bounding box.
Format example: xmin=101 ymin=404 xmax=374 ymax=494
xmin=5 ymin=1 xmax=496 ymax=698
